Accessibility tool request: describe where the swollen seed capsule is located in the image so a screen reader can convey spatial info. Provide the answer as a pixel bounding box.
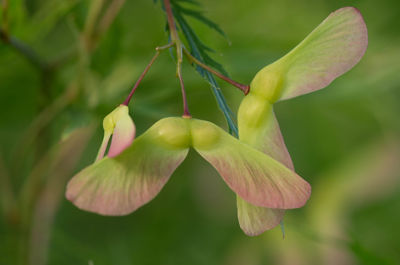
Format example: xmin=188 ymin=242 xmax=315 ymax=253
xmin=250 ymin=66 xmax=284 ymax=103
xmin=190 ymin=119 xmax=220 ymax=150
xmin=151 ymin=117 xmax=191 ymax=149
xmin=103 ymin=105 xmax=130 ymax=133
xmin=238 ymin=94 xmax=272 ymax=129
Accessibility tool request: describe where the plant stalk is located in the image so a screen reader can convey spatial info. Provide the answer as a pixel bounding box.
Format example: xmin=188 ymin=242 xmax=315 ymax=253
xmin=183 ymin=48 xmax=250 ymax=94
xmin=164 ymin=0 xmax=191 ymax=117
xmin=1 ymin=0 xmax=9 ymax=40
xmin=122 ymin=43 xmax=173 ymax=106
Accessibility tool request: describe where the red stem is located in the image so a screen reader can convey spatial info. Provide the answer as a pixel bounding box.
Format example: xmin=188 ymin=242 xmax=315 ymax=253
xmin=183 ymin=48 xmax=250 ymax=94
xmin=178 ymin=65 xmax=191 ymax=117
xmin=163 ymin=0 xmax=178 ymax=41
xmin=122 ymin=51 xmax=160 ymax=106
xmin=164 ymin=0 xmax=191 ymax=117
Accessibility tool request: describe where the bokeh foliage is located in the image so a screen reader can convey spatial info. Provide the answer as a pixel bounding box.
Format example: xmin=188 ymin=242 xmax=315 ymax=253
xmin=1 ymin=0 xmax=399 ymax=264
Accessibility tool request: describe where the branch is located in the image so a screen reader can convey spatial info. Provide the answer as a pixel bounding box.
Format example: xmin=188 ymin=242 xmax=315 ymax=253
xmin=1 ymin=0 xmax=9 ymax=38
xmin=97 ymin=0 xmax=126 ymax=37
xmin=183 ymin=48 xmax=249 ymax=94
xmin=164 ymin=0 xmax=191 ymax=117
xmin=123 ymin=43 xmax=173 ymax=106
xmin=0 ymin=28 xmax=47 ymax=70
xmin=169 ymin=5 xmax=239 ymax=135
xmin=0 ymin=151 xmax=16 ymax=218
xmin=82 ymin=0 xmax=106 ymax=51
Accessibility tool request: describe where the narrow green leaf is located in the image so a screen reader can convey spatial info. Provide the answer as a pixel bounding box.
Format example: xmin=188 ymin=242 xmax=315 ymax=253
xmin=172 ymin=0 xmax=200 ymax=6
xmin=173 ymin=9 xmax=238 ymax=136
xmin=173 ymin=3 xmax=227 ymax=39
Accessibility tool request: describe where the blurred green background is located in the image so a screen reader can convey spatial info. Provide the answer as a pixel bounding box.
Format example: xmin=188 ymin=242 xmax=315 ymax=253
xmin=1 ymin=0 xmax=399 ymax=264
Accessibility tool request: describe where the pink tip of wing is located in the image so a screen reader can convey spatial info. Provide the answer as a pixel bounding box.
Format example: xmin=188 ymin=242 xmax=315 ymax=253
xmin=194 ymin=122 xmax=311 ymax=210
xmin=66 ymin=119 xmax=189 ymax=216
xmin=107 ymin=115 xmax=136 ymax=158
xmin=279 ymin=7 xmax=368 ymax=100
xmin=66 ymin=161 xmax=171 ymax=215
xmin=207 ymin=153 xmax=311 ymax=209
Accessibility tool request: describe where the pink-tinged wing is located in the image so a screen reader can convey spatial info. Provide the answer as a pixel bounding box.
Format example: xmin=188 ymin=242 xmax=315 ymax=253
xmin=237 ymin=101 xmax=294 ymax=234
xmin=191 ymin=119 xmax=310 ymax=209
xmin=279 ymin=7 xmax=368 ymax=100
xmin=237 ymin=196 xmax=285 ymax=236
xmin=237 ymin=97 xmax=294 ymax=234
xmin=238 ymin=96 xmax=294 ymax=169
xmin=251 ymin=7 xmax=368 ymax=102
xmin=235 ymin=112 xmax=291 ymax=234
xmin=66 ymin=124 xmax=188 ymax=216
xmin=107 ymin=114 xmax=135 ymax=158
xmin=256 ymin=111 xmax=293 ymax=168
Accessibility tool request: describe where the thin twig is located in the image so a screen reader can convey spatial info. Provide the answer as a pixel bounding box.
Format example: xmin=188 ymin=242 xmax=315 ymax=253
xmin=164 ymin=0 xmax=249 ymax=96
xmin=177 ymin=46 xmax=191 ymax=117
xmin=0 ymin=151 xmax=16 ymax=218
xmin=122 ymin=52 xmax=160 ymax=106
xmin=123 ymin=43 xmax=174 ymax=106
xmin=183 ymin=48 xmax=250 ymax=94
xmin=0 ymin=29 xmax=47 ymax=70
xmin=83 ymin=0 xmax=106 ymax=51
xmin=97 ymin=0 xmax=126 ymax=37
xmin=164 ymin=0 xmax=179 ymax=42
xmin=164 ymin=0 xmax=191 ymax=117
xmin=1 ymin=0 xmax=9 ymax=39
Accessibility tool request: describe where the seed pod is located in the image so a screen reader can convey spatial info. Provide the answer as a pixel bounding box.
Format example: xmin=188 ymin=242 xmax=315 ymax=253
xmin=67 ymin=117 xmax=311 ymax=216
xmin=236 ymin=7 xmax=368 ymax=236
xmin=66 ymin=117 xmax=190 ymax=216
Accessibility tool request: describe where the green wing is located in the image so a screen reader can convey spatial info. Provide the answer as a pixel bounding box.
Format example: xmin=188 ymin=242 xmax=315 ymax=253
xmin=66 ymin=119 xmax=189 ymax=215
